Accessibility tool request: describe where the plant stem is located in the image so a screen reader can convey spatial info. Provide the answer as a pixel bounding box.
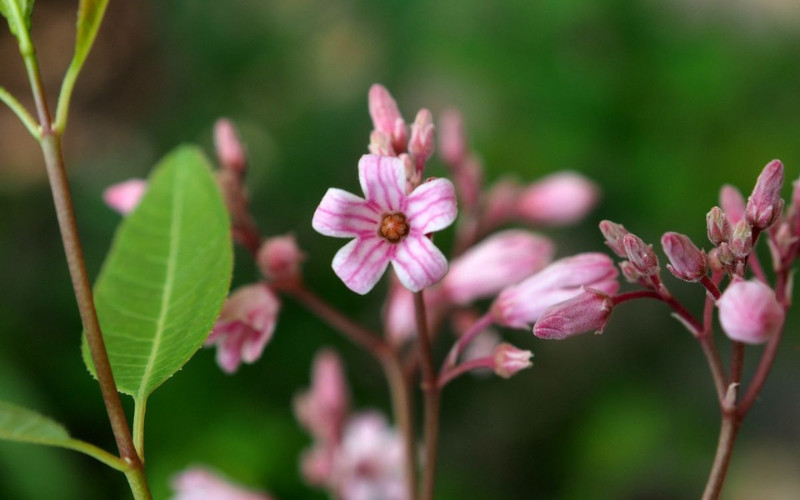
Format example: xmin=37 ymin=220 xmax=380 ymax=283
xmin=0 ymin=86 xmax=40 ymax=138
xmin=443 ymin=312 xmax=493 ymax=369
xmin=701 ymin=410 xmax=741 ymax=500
xmin=381 ymin=353 xmax=419 ymax=500
xmin=414 ymin=291 xmax=440 ymax=500
xmin=125 ymin=468 xmax=154 ymax=500
xmin=438 ymin=357 xmax=494 ymax=388
xmin=698 ymin=337 xmax=726 ymax=405
xmin=63 ymin=439 xmax=128 ymax=472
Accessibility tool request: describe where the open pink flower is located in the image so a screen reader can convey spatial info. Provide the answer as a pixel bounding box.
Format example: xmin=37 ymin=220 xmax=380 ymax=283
xmin=171 ymin=467 xmax=273 ymax=500
xmin=312 ymin=154 xmax=457 ymax=294
xmin=205 ymin=284 xmax=280 ymax=374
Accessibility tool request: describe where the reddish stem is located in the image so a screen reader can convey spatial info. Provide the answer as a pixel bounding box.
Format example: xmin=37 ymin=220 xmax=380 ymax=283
xmin=414 ymin=291 xmax=440 ymax=500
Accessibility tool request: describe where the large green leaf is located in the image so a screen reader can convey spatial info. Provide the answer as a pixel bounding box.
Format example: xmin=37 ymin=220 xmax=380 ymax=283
xmin=84 ymin=145 xmax=232 ymax=401
xmin=0 ymin=0 xmax=34 ymax=40
xmin=0 ymin=401 xmax=70 ymax=447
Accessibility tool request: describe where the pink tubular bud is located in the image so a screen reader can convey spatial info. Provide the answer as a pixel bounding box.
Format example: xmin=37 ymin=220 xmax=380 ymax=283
xmin=516 ymin=172 xmax=600 ymax=226
xmin=661 ymin=232 xmax=707 ymax=282
xmin=717 ymin=279 xmax=784 ymax=344
xmin=729 ymin=220 xmax=753 ymax=259
xmin=442 ymin=230 xmax=555 ymax=305
xmin=214 ymin=118 xmax=247 ymax=175
xmin=533 ymin=289 xmax=615 ymax=340
xmin=707 ymin=248 xmax=724 ymax=274
xmin=409 ymin=108 xmax=435 ymax=166
xmin=294 ymin=349 xmax=350 ymax=443
xmin=599 ymin=220 xmax=630 ymax=258
xmin=706 ymin=207 xmax=731 ymax=246
xmin=716 ymin=242 xmax=735 ymax=267
xmin=455 ymin=155 xmax=484 ymax=209
xmin=103 ymin=178 xmax=147 ymax=215
xmin=619 ymin=260 xmax=643 ymax=283
xmin=746 ymin=159 xmax=785 ymax=230
xmin=438 ymin=108 xmax=466 ymax=166
xmin=483 ymin=178 xmax=521 ymax=228
xmin=623 ymin=234 xmax=659 ymax=276
xmin=368 ymin=84 xmax=406 ymax=152
xmin=368 ymin=130 xmax=395 ymax=156
xmin=257 ymin=234 xmax=305 ymax=283
xmin=720 ymin=185 xmax=746 ymax=225
xmin=492 ymin=343 xmax=533 ymax=378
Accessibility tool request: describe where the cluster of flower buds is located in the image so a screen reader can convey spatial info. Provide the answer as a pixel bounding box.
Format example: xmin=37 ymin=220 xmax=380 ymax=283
xmin=295 ymin=350 xmax=407 ymax=500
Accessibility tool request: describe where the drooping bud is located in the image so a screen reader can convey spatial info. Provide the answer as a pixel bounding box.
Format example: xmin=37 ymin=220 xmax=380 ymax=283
xmin=746 ymin=159 xmax=785 ymax=230
xmin=661 ymin=232 xmax=708 ymax=282
xmin=623 ymin=234 xmax=659 ymax=276
xmin=599 ymin=220 xmax=630 ymax=258
xmin=720 ymin=185 xmax=746 ymax=225
xmin=103 ymin=178 xmax=147 ymax=215
xmin=706 ymin=207 xmax=731 ymax=246
xmin=729 ymin=220 xmax=753 ymax=259
xmin=409 ymin=108 xmax=435 ymax=167
xmin=533 ymin=289 xmax=615 ymax=340
xmin=257 ymin=234 xmax=305 ymax=284
xmin=516 ymin=172 xmax=600 ymax=226
xmin=214 ymin=118 xmax=247 ymax=176
xmin=717 ymin=278 xmax=784 ymax=344
xmin=492 ymin=343 xmax=533 ymax=378
xmin=438 ymin=108 xmax=467 ymax=166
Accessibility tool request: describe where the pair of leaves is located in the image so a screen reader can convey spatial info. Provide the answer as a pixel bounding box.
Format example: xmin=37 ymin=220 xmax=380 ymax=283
xmin=1 ymin=146 xmax=233 ymax=458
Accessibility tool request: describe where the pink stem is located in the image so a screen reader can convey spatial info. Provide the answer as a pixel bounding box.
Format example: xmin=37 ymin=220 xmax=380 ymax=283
xmin=438 ymin=357 xmax=494 ymax=388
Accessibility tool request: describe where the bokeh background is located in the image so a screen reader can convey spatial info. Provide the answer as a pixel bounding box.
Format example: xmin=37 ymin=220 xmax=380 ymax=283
xmin=1 ymin=0 xmax=800 ymax=498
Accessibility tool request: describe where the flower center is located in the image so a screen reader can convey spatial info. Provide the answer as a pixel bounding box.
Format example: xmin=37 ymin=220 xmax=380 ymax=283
xmin=379 ymin=212 xmax=409 ymax=243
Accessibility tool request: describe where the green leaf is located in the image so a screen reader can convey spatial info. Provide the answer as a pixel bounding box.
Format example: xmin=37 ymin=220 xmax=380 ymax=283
xmin=0 ymin=401 xmax=70 ymax=447
xmin=84 ymin=145 xmax=232 ymax=402
xmin=0 ymin=0 xmax=34 ymax=40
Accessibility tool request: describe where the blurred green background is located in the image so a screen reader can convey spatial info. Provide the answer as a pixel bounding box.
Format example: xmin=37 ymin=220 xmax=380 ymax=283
xmin=2 ymin=0 xmax=800 ymax=498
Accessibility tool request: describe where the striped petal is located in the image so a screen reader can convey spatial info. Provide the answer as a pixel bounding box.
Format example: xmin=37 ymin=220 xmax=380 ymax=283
xmin=358 ymin=154 xmax=406 ymax=212
xmin=313 ymin=188 xmax=380 ymax=238
xmin=332 ymin=237 xmax=393 ymax=294
xmin=406 ymin=178 xmax=457 ymax=235
xmin=391 ymin=235 xmax=448 ymax=292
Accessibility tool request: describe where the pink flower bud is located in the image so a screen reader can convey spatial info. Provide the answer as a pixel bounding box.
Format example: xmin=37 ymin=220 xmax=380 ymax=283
xmin=205 ymin=284 xmax=280 ymax=374
xmin=438 ymin=108 xmax=466 ymax=166
xmin=619 ymin=260 xmax=643 ymax=283
xmin=729 ymin=220 xmax=753 ymax=259
xmin=720 ymin=185 xmax=746 ymax=225
xmin=103 ymin=178 xmax=147 ymax=215
xmin=716 ymin=242 xmax=735 ymax=267
xmin=717 ymin=279 xmax=784 ymax=344
xmin=707 ymin=248 xmax=724 ymax=274
xmin=493 ymin=343 xmax=533 ymax=378
xmin=382 ymin=278 xmax=445 ymax=344
xmin=455 ymin=155 xmax=484 ymax=210
xmin=171 ymin=467 xmax=273 ymax=500
xmin=706 ymin=206 xmax=731 ymax=246
xmin=661 ymin=232 xmax=707 ymax=282
xmin=294 ymin=349 xmax=350 ymax=443
xmin=533 ymin=289 xmax=615 ymax=340
xmin=623 ymin=234 xmax=660 ymax=276
xmin=408 ymin=108 xmax=435 ymax=167
xmin=483 ymin=178 xmax=521 ymax=228
xmin=599 ymin=220 xmax=630 ymax=258
xmin=368 ymin=84 xmax=406 ymax=151
xmin=300 ymin=445 xmax=336 ymax=487
xmin=491 ymin=252 xmax=619 ymax=329
xmin=746 ymin=159 xmax=785 ymax=230
xmin=214 ymin=118 xmax=247 ymax=175
xmin=368 ymin=130 xmax=395 ymax=156
xmin=516 ymin=172 xmax=600 ymax=226
xmin=257 ymin=234 xmax=305 ymax=283
xmin=442 ymin=230 xmax=555 ymax=305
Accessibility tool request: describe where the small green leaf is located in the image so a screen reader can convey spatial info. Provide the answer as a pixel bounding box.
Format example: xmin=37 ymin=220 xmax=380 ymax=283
xmin=0 ymin=0 xmax=34 ymax=40
xmin=0 ymin=401 xmax=71 ymax=447
xmin=84 ymin=145 xmax=232 ymax=402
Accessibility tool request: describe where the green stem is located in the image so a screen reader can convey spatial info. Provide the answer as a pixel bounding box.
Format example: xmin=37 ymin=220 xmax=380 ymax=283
xmin=62 ymin=439 xmax=128 ymax=472
xmin=133 ymin=400 xmax=147 ymax=460
xmin=0 ymin=86 xmax=39 ymax=138
xmin=125 ymin=467 xmax=154 ymax=500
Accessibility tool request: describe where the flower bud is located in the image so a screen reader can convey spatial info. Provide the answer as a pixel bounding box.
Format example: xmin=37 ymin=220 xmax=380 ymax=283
xmin=533 ymin=289 xmax=615 ymax=340
xmin=720 ymin=185 xmax=746 ymax=225
xmin=716 ymin=242 xmax=735 ymax=267
xmin=442 ymin=230 xmax=555 ymax=305
xmin=707 ymin=248 xmax=724 ymax=274
xmin=455 ymin=155 xmax=483 ymax=210
xmin=294 ymin=349 xmax=350 ymax=443
xmin=746 ymin=159 xmax=785 ymax=230
xmin=257 ymin=234 xmax=305 ymax=283
xmin=599 ymin=220 xmax=630 ymax=258
xmin=492 ymin=343 xmax=533 ymax=378
xmin=368 ymin=130 xmax=395 ymax=156
xmin=409 ymin=108 xmax=435 ymax=166
xmin=516 ymin=172 xmax=599 ymax=226
xmin=214 ymin=118 xmax=247 ymax=176
xmin=623 ymin=234 xmax=659 ymax=276
xmin=368 ymin=84 xmax=406 ymax=151
xmin=706 ymin=206 xmax=731 ymax=246
xmin=483 ymin=178 xmax=522 ymax=228
xmin=729 ymin=220 xmax=753 ymax=259
xmin=171 ymin=467 xmax=274 ymax=500
xmin=619 ymin=260 xmax=643 ymax=283
xmin=103 ymin=178 xmax=147 ymax=215
xmin=661 ymin=232 xmax=707 ymax=282
xmin=717 ymin=279 xmax=784 ymax=344
xmin=438 ymin=108 xmax=466 ymax=166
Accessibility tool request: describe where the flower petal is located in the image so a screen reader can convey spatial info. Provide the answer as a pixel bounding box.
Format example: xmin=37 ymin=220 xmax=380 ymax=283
xmin=332 ymin=237 xmax=393 ymax=294
xmin=391 ymin=235 xmax=448 ymax=292
xmin=313 ymin=188 xmax=380 ymax=238
xmin=406 ymin=179 xmax=457 ymax=235
xmin=358 ymin=154 xmax=406 ymax=211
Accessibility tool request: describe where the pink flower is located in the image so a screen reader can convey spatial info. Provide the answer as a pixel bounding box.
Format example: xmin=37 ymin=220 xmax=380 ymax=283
xmin=533 ymin=289 xmax=615 ymax=340
xmin=438 ymin=108 xmax=467 ymax=166
xmin=516 ymin=171 xmax=599 ymax=226
xmin=492 ymin=343 xmax=533 ymax=378
xmin=491 ymin=253 xmax=619 ymax=329
xmin=103 ymin=178 xmax=147 ymax=215
xmin=312 ymin=154 xmax=457 ymax=294
xmin=717 ymin=279 xmax=784 ymax=344
xmin=170 ymin=467 xmax=273 ymax=500
xmin=205 ymin=284 xmax=280 ymax=374
xmin=294 ymin=349 xmax=350 ymax=443
xmin=382 ymin=277 xmax=446 ymax=344
xmin=746 ymin=159 xmax=784 ymax=230
xmin=442 ymin=230 xmax=555 ymax=305
xmin=257 ymin=234 xmax=305 ymax=283
xmin=661 ymin=232 xmax=707 ymax=282
xmin=720 ymin=185 xmax=745 ymax=225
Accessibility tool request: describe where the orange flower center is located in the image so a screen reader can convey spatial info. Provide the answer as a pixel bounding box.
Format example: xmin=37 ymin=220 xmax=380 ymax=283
xmin=379 ymin=212 xmax=409 ymax=243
